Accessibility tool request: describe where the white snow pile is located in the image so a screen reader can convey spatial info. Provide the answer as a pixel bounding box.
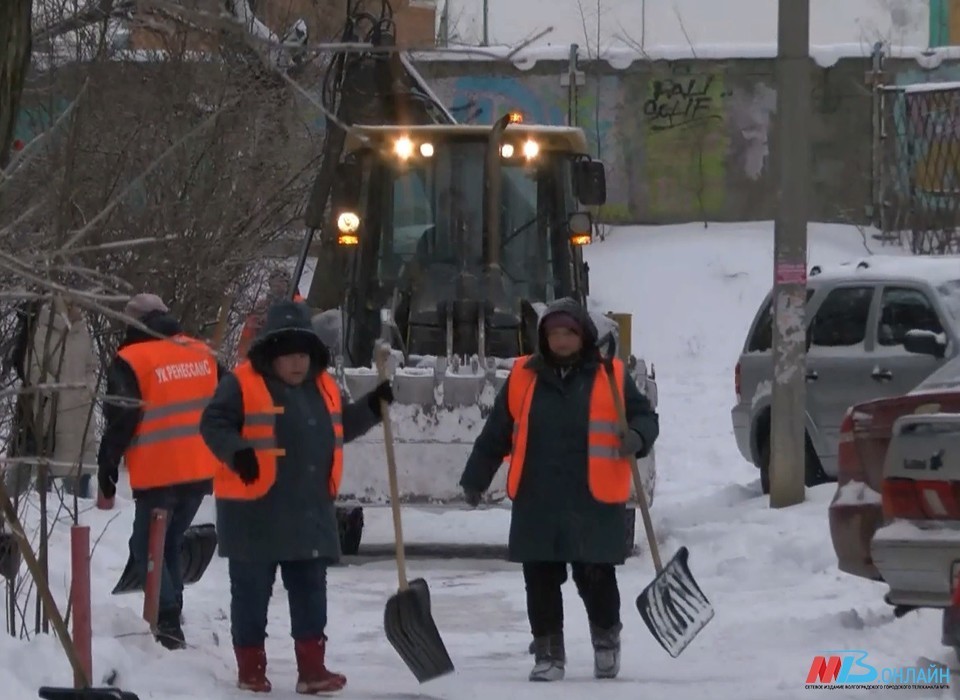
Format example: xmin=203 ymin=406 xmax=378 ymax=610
xmin=4 ymin=221 xmax=959 ymax=699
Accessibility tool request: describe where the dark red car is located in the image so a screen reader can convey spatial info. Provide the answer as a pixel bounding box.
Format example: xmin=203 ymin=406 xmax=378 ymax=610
xmin=829 ymin=345 xmax=960 ymax=581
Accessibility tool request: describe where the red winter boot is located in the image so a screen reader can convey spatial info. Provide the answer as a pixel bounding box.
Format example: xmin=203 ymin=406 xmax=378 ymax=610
xmin=294 ymin=637 xmax=347 ymax=694
xmin=235 ymin=646 xmax=272 ymax=692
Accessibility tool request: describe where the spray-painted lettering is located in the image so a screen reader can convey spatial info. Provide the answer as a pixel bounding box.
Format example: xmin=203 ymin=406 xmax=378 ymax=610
xmin=643 ymin=76 xmax=722 ymax=131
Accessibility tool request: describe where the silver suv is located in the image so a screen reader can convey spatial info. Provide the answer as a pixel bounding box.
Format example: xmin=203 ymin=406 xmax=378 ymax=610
xmin=731 ymin=255 xmax=960 ymax=493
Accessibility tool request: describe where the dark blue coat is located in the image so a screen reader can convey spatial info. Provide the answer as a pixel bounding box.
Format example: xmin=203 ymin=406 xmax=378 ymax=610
xmin=200 ymin=302 xmax=381 ymax=562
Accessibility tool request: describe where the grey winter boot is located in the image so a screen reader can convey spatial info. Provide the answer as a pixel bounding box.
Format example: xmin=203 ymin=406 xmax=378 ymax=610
xmin=590 ymin=623 xmax=622 ymax=679
xmin=529 ymin=634 xmax=565 ymax=682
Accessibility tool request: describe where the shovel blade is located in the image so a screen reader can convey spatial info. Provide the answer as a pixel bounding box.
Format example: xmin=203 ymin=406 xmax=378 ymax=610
xmin=111 ymin=524 xmax=217 ymax=594
xmin=384 ymin=577 xmax=454 ymax=683
xmin=39 ymin=687 xmax=140 ymax=700
xmin=636 ymin=546 xmax=713 ymax=658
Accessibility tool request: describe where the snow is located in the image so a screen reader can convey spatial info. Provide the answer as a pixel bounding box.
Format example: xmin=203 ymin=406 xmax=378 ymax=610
xmin=808 ymin=254 xmax=960 ymax=286
xmin=6 ymin=220 xmax=960 ymax=698
xmin=834 ymin=480 xmax=884 ymax=507
xmin=902 ymin=81 xmax=960 ymax=94
xmin=435 ymin=0 xmax=930 ymax=68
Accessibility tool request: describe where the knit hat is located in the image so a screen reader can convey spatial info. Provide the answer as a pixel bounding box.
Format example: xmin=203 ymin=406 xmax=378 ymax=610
xmin=124 ymin=293 xmax=168 ymax=320
xmin=541 ymin=311 xmax=582 ymax=336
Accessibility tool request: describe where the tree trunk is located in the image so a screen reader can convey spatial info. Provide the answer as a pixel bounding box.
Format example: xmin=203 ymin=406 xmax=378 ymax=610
xmin=0 ymin=0 xmax=33 ymax=169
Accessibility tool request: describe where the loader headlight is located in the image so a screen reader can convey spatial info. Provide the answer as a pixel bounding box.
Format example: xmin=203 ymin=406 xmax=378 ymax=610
xmin=393 ymin=136 xmax=415 ymax=160
xmin=568 ymin=211 xmax=593 ymax=245
xmin=419 ymin=142 xmax=434 ymax=157
xmin=337 ymin=212 xmax=360 ymax=244
xmin=522 ymin=139 xmax=539 ymax=159
xmin=500 ymin=143 xmax=515 ymax=158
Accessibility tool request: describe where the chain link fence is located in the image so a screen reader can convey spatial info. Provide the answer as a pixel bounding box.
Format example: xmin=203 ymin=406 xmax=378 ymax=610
xmin=879 ymin=83 xmax=960 ymax=254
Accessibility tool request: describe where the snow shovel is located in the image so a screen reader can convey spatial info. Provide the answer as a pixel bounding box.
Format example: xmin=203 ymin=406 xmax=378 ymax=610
xmin=600 ymin=352 xmax=714 ymax=658
xmin=39 ymin=688 xmax=139 ymax=700
xmin=111 ymin=524 xmax=217 ymax=595
xmin=374 ymin=334 xmax=455 ymax=683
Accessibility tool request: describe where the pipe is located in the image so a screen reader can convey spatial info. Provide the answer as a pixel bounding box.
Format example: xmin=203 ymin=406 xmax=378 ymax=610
xmin=70 ymin=526 xmax=92 ymax=689
xmin=142 ymin=509 xmax=168 ymax=629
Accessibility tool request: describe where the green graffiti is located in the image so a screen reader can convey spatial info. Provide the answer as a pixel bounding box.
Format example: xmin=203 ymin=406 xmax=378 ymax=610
xmin=642 ymin=72 xmax=728 ymax=218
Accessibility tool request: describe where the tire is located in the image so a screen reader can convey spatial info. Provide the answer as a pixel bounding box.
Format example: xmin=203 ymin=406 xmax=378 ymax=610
xmin=758 ymin=431 xmax=830 ymax=495
xmin=625 ymin=508 xmax=637 ymax=555
xmin=336 ymin=506 xmax=364 ymax=556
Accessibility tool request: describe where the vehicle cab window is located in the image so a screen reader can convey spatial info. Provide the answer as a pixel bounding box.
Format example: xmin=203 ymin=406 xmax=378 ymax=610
xmin=876 ymin=287 xmax=944 ymax=347
xmin=808 ymin=286 xmax=874 ymax=348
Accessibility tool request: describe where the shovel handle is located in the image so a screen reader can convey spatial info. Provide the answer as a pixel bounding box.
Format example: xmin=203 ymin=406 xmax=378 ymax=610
xmin=601 ymin=356 xmax=663 ymax=573
xmin=375 ymin=341 xmax=409 ymax=591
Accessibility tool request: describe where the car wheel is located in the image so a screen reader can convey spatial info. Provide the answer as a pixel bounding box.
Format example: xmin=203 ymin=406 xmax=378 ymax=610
xmin=625 ymin=508 xmax=637 ymax=556
xmin=337 ymin=506 xmax=364 ymax=556
xmin=758 ymin=433 xmax=828 ymax=494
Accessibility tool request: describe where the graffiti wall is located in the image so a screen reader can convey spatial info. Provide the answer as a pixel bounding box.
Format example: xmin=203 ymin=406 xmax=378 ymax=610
xmin=426 ymin=60 xmax=787 ymax=223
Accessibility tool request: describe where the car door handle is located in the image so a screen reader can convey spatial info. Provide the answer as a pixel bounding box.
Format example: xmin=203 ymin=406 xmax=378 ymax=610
xmin=872 ymin=368 xmax=893 ymax=381
xmin=805 ymin=370 xmax=818 ymax=381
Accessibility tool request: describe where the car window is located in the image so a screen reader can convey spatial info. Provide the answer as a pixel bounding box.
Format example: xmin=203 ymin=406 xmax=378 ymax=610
xmin=748 ymin=289 xmax=816 ymax=352
xmin=877 ymin=286 xmax=944 ymax=347
xmin=809 ymin=286 xmax=874 ymax=348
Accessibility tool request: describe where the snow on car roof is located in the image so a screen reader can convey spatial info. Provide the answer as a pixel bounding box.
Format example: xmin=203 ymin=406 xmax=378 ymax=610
xmin=808 ymin=255 xmax=960 ymax=286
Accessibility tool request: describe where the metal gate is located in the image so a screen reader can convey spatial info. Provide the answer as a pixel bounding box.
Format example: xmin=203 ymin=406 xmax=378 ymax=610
xmin=876 ymin=73 xmax=960 ymax=254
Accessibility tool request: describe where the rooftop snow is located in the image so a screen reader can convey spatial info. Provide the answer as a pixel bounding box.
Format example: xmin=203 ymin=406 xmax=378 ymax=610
xmin=807 ymin=255 xmax=960 ymax=286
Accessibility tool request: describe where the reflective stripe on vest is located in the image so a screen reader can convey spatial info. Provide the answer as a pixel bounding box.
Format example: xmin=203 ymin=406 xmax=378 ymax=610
xmin=505 ymin=355 xmax=632 ymax=504
xmin=214 ymin=363 xmax=344 ymax=501
xmin=118 ymin=335 xmax=220 ymax=490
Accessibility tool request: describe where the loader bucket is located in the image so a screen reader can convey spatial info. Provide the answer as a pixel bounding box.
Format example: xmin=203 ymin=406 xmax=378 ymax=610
xmin=111 ymin=524 xmax=217 ymax=595
xmin=0 ymin=531 xmax=20 ymax=580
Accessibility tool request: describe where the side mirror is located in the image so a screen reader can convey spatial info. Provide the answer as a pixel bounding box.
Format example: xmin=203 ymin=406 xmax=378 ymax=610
xmin=568 ymin=211 xmax=594 ymax=246
xmin=573 ymin=159 xmax=606 ymax=206
xmin=903 ymin=329 xmax=947 ymax=359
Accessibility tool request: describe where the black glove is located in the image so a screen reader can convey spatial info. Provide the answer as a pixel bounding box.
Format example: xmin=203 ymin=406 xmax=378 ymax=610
xmin=618 ymin=429 xmax=645 ymax=458
xmin=463 ymin=488 xmax=482 ymax=508
xmin=233 ymin=447 xmax=260 ymax=485
xmin=366 ymin=380 xmax=394 ymax=414
xmin=98 ymin=466 xmax=117 ymax=500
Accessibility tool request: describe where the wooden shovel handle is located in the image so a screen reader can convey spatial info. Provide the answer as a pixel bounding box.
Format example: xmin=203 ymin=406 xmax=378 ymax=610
xmin=601 ymin=356 xmax=663 ymax=573
xmin=375 ymin=342 xmax=408 ymax=591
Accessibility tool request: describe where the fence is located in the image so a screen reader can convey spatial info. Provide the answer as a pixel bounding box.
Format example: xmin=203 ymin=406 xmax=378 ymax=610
xmin=879 ymin=82 xmax=960 ymax=254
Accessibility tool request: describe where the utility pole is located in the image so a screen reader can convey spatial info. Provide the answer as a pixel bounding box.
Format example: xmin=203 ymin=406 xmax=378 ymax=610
xmin=482 ymin=0 xmax=489 ymax=46
xmin=769 ymin=0 xmax=810 ymax=508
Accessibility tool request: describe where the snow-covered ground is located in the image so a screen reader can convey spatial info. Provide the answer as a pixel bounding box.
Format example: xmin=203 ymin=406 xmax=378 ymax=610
xmin=2 ymin=221 xmax=954 ymax=699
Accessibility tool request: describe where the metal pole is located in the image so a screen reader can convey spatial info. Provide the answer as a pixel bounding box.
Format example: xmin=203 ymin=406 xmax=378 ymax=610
xmin=769 ymin=0 xmax=810 ymax=508
xmin=482 ymin=0 xmax=489 ymax=45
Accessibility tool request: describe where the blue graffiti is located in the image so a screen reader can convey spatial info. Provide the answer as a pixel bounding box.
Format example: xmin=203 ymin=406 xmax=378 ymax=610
xmin=450 ymin=76 xmax=564 ymax=125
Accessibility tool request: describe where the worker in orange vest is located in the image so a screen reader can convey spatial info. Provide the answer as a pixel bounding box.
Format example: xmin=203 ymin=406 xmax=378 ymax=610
xmin=97 ymin=293 xmax=226 ymax=650
xmin=236 ymin=269 xmax=305 ymax=362
xmin=459 ymin=298 xmax=659 ymax=683
xmin=199 ymin=300 xmax=391 ymax=694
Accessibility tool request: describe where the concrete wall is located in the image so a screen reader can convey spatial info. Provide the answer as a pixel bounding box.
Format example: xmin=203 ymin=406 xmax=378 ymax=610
xmin=414 ymin=56 xmax=960 ymax=225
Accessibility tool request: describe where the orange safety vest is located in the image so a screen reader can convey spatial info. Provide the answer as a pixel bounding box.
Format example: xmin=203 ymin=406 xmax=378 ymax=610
xmin=237 ymin=294 xmax=306 ymax=360
xmin=505 ymin=356 xmax=633 ymax=504
xmin=214 ymin=362 xmax=343 ymax=501
xmin=118 ymin=335 xmax=221 ymax=490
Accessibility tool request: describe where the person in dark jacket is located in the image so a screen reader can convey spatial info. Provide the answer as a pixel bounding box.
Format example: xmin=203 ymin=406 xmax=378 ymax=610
xmin=459 ymin=297 xmax=659 ymax=683
xmin=199 ymin=300 xmax=391 ymax=695
xmin=97 ymin=293 xmax=226 ymax=650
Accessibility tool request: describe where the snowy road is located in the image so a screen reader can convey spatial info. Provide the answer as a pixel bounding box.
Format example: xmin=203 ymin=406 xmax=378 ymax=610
xmin=2 ymin=222 xmax=956 ymax=699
